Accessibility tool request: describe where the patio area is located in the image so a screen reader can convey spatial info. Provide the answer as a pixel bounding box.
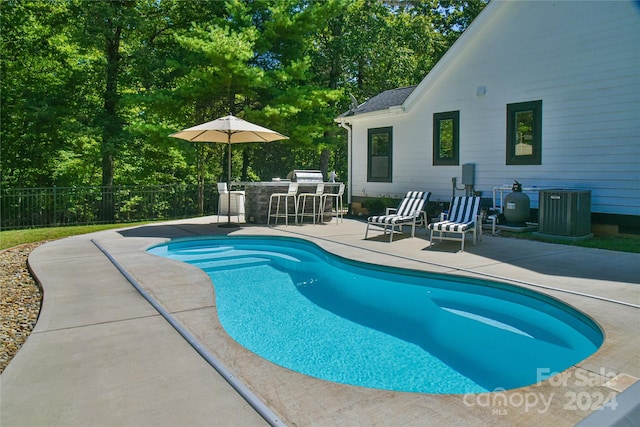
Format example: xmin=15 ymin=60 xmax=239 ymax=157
xmin=1 ymin=216 xmax=638 ymax=426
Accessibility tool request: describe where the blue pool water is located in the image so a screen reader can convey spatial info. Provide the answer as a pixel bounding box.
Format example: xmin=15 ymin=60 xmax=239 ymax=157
xmin=148 ymin=236 xmax=603 ymax=394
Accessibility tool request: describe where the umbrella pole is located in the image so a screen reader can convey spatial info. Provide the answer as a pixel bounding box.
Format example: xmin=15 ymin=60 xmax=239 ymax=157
xmin=219 ymin=135 xmax=239 ymax=228
xmin=227 ymin=139 xmax=232 ymax=224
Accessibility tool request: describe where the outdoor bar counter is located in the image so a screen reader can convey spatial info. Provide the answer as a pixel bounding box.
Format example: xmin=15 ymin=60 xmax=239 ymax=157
xmin=236 ymin=181 xmax=342 ymax=224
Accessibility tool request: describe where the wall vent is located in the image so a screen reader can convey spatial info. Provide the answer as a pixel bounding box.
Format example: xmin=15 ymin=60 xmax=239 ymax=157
xmin=538 ymin=190 xmax=591 ymax=236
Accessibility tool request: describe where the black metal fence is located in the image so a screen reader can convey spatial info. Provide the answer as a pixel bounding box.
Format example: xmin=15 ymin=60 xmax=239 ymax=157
xmin=0 ymin=184 xmax=217 ymax=230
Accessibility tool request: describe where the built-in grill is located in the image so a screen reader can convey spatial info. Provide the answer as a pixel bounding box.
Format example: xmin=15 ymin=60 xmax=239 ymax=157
xmin=288 ymin=170 xmax=324 ymax=183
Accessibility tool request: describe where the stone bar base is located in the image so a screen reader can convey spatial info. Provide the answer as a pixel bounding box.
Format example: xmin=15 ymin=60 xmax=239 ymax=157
xmin=240 ymin=182 xmax=340 ymax=224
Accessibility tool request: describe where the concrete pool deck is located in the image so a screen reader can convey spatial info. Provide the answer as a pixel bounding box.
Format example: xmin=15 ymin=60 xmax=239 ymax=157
xmin=1 ymin=216 xmax=638 ymax=426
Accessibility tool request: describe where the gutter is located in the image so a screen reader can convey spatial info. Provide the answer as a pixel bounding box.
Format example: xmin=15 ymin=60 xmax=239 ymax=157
xmin=338 ymin=106 xmax=404 ymax=121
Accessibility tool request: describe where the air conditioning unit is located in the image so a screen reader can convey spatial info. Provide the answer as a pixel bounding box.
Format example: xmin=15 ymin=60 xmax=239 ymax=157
xmin=538 ymin=189 xmax=591 ymax=236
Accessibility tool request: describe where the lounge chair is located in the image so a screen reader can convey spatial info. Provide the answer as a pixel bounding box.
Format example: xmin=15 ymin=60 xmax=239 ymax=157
xmin=428 ymin=196 xmax=481 ymax=252
xmin=365 ymin=191 xmax=431 ymax=242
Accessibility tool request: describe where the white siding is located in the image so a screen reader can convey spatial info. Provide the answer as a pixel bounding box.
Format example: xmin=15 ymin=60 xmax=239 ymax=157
xmin=345 ymin=0 xmax=640 ymax=217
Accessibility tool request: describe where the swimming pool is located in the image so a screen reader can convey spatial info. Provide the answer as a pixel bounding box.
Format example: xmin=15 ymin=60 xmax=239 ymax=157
xmin=148 ymin=236 xmax=603 ymax=394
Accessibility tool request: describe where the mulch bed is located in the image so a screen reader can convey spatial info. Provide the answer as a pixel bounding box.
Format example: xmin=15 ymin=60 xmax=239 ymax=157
xmin=0 ymin=243 xmax=44 ymax=373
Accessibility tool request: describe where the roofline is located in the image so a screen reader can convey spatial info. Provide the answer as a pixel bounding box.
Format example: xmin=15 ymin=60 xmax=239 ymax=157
xmin=402 ymin=0 xmax=501 ymax=111
xmin=334 ymin=0 xmax=500 ymax=124
xmin=334 ymin=105 xmax=404 ymax=124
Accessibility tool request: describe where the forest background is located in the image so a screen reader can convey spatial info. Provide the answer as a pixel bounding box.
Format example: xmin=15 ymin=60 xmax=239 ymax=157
xmin=1 ymin=0 xmax=485 ymax=202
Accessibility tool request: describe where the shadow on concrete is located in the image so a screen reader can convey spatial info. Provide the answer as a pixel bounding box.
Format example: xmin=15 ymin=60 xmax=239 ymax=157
xmin=423 ymin=235 xmax=640 ymax=286
xmin=363 ymin=234 xmax=414 ymax=243
xmin=118 ymin=220 xmax=640 ymax=287
xmin=117 ymin=222 xmax=236 ymax=239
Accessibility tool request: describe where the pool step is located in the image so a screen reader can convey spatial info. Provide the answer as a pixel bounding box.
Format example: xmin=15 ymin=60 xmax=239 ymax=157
xmin=172 ymin=246 xmax=234 ymax=255
xmin=170 ymin=246 xmax=234 ymax=262
xmin=198 ymin=257 xmax=272 ymax=271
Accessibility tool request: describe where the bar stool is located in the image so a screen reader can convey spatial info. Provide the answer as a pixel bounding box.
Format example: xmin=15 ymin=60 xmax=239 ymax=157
xmin=321 ymin=182 xmax=345 ymax=224
xmin=267 ymin=182 xmax=299 ymax=226
xmin=298 ymin=183 xmax=325 ymax=224
xmin=217 ymin=182 xmax=245 ymax=223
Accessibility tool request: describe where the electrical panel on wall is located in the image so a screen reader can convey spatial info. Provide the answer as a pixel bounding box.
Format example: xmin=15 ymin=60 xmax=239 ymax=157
xmin=462 ymin=163 xmax=475 ymax=185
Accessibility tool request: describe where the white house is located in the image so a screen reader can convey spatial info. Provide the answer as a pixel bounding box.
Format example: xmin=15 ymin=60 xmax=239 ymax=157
xmin=336 ymin=0 xmax=640 ymax=234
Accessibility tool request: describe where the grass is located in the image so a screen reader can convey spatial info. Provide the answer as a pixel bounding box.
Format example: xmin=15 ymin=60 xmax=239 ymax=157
xmin=1 ymin=221 xmax=639 ymax=253
xmin=498 ymin=231 xmax=640 ymax=254
xmin=0 ymin=222 xmax=152 ymax=250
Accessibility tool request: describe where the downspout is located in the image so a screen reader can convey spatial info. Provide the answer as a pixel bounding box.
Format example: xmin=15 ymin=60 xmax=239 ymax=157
xmin=339 ymin=119 xmax=353 ymax=206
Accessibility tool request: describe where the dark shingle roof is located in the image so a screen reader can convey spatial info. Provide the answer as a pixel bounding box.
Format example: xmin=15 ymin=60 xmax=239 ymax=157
xmin=338 ymin=86 xmax=417 ymax=118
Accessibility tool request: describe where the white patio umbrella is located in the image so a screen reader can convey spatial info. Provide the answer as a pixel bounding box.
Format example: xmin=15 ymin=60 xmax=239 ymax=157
xmin=170 ymin=114 xmax=289 ymax=226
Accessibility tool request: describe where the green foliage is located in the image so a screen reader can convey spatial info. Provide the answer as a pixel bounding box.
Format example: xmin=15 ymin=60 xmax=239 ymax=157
xmin=363 ymin=195 xmax=399 ymax=215
xmin=1 ymin=0 xmax=487 ymax=191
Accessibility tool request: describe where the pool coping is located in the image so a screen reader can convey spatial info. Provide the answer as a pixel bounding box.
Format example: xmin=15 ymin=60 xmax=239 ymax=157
xmin=103 ymin=219 xmax=640 ymax=425
xmin=3 ymin=216 xmax=639 ymax=426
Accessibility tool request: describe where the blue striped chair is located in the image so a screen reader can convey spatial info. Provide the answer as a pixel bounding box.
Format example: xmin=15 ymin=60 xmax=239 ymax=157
xmin=428 ymin=196 xmax=481 ymax=252
xmin=365 ymin=191 xmax=431 ymax=242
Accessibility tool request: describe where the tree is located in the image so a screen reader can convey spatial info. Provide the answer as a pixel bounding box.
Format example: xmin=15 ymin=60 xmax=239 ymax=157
xmin=1 ymin=0 xmax=487 ymax=199
xmin=1 ymin=1 xmax=97 ymax=188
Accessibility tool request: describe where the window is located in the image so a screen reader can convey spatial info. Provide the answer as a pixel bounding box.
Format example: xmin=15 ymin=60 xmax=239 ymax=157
xmin=433 ymin=111 xmax=459 ymax=166
xmin=507 ymin=100 xmax=542 ymax=165
xmin=368 ymin=127 xmax=392 ymax=182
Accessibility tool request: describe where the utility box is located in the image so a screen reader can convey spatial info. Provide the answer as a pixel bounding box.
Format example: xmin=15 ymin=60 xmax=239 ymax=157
xmin=538 ymin=189 xmax=591 ymax=236
xmin=462 ymin=163 xmax=475 ymax=185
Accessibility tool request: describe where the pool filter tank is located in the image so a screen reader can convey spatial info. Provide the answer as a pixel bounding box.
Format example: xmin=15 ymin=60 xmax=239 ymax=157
xmin=503 ymin=180 xmax=530 ymax=225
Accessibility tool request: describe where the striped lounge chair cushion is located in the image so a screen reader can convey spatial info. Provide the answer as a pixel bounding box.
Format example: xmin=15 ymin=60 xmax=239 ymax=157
xmin=367 ymin=214 xmax=417 ymax=225
xmin=429 ymin=220 xmax=474 ymax=232
xmin=428 ymin=196 xmax=480 ymax=231
xmin=368 ymin=191 xmax=428 ymax=225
